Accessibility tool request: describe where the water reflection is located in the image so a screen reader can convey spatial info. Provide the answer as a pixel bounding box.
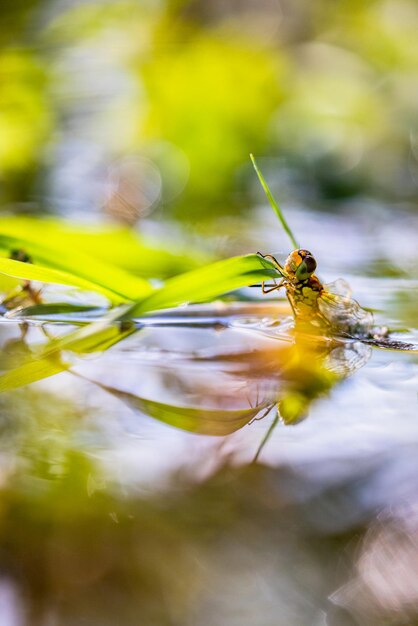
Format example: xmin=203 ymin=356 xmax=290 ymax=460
xmin=2 ymin=388 xmax=418 ymax=626
xmin=0 ymin=300 xmax=416 ymax=624
xmin=0 ymin=283 xmax=416 ymax=626
xmin=72 ymin=309 xmax=370 ymax=435
xmin=3 ymin=296 xmax=415 ymax=451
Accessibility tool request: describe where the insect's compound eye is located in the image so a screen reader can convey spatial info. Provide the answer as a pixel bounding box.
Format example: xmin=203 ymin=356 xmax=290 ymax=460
xmin=295 ymin=252 xmax=317 ymax=279
xmin=304 ymin=254 xmax=317 ymax=274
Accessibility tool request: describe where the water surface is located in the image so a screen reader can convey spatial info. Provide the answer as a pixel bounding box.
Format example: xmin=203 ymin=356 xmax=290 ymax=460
xmin=1 ymin=206 xmax=417 ymax=626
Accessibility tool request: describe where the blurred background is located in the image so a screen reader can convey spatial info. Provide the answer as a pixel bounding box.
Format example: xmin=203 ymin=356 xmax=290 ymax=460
xmin=2 ymin=0 xmax=418 ymax=222
xmin=1 ymin=1 xmax=418 ymax=625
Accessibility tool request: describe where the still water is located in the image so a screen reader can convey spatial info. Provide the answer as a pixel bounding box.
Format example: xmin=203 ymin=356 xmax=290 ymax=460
xmin=0 ymin=205 xmax=417 ymax=625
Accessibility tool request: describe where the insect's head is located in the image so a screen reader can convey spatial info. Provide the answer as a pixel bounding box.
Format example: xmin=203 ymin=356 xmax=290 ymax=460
xmin=285 ymin=249 xmax=317 ymax=281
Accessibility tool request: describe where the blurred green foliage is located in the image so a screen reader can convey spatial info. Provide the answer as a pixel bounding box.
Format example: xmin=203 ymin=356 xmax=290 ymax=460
xmin=0 ymin=0 xmax=417 ymax=217
xmin=140 ymin=32 xmax=285 ymax=214
xmin=0 ymin=50 xmax=52 ymax=203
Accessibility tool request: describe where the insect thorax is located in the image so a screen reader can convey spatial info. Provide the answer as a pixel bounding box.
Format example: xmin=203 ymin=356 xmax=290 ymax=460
xmin=287 ymin=275 xmax=323 ymax=319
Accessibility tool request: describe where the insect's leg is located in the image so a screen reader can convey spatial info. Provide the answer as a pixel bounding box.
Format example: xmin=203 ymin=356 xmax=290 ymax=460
xmin=19 ymin=321 xmax=29 ymax=341
xmin=249 ymin=404 xmax=273 ymax=425
xmin=256 ymin=252 xmax=287 ymax=294
xmin=24 ymin=282 xmax=43 ymax=305
xmin=286 ymin=292 xmax=297 ymax=317
xmin=257 ymin=252 xmax=285 ymax=274
xmin=244 ymin=388 xmax=254 ymax=408
xmin=261 ymin=278 xmax=285 ymax=294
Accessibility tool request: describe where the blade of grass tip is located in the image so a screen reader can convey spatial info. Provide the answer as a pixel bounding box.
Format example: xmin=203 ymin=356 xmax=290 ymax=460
xmin=250 ymin=153 xmax=298 ymax=250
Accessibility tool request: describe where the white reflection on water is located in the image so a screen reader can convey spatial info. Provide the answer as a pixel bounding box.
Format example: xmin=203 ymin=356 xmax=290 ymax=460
xmin=331 ymin=502 xmax=418 ymax=624
xmin=0 ymin=579 xmax=23 ymax=626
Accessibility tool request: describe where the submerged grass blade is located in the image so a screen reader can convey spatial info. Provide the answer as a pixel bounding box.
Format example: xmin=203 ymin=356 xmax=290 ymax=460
xmin=9 ymin=303 xmax=102 ymax=318
xmin=250 ymin=154 xmax=298 ymax=249
xmin=0 ymin=306 xmax=136 ymax=392
xmin=0 ymin=353 xmax=71 ymax=392
xmin=82 ymin=380 xmax=272 ymax=436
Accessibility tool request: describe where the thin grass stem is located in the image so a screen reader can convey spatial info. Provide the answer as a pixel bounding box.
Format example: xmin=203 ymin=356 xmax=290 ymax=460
xmin=252 ymin=408 xmax=279 ymax=463
xmin=250 ymin=154 xmax=298 ymax=250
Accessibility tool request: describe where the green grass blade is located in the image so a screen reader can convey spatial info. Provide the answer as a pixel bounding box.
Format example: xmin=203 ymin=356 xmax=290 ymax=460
xmin=0 ymin=216 xmax=209 ymax=279
xmin=123 ymin=253 xmax=282 ymax=318
xmin=250 ymin=153 xmax=298 ymax=249
xmin=0 ymin=257 xmax=126 ymax=301
xmin=0 ymin=255 xmax=281 ymax=392
xmin=0 ymin=233 xmax=152 ymax=302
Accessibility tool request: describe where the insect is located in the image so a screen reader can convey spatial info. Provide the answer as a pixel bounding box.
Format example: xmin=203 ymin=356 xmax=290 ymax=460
xmin=249 ymin=155 xmax=376 ymax=339
xmin=0 ymin=249 xmax=42 ymax=312
xmin=256 ymin=248 xmax=374 ymax=337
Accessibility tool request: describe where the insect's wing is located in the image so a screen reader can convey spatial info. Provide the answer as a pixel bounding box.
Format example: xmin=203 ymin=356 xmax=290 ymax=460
xmin=324 ymin=278 xmax=352 ymax=298
xmin=324 ymin=341 xmax=372 ymax=377
xmin=318 ymin=283 xmax=373 ymax=335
